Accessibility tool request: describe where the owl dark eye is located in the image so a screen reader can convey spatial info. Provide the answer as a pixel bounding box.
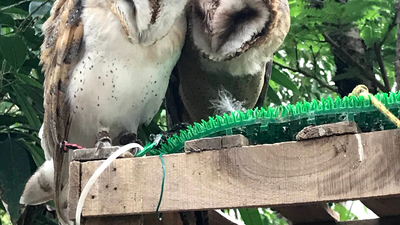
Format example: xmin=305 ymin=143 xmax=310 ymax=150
xmin=231 ymin=6 xmax=258 ymax=24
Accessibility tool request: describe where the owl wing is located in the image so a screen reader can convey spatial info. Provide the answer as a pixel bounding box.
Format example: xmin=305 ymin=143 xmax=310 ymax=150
xmin=254 ymin=60 xmax=273 ymax=108
xmin=165 ymin=67 xmax=188 ymax=128
xmin=40 ymin=0 xmax=84 ymax=223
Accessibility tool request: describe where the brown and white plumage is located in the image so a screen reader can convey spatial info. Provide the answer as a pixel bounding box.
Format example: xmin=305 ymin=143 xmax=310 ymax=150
xmin=166 ymin=0 xmax=290 ymax=125
xmin=40 ymin=1 xmax=83 ymax=223
xmin=20 ymin=0 xmax=187 ymax=224
xmin=165 ymin=1 xmax=289 ymax=223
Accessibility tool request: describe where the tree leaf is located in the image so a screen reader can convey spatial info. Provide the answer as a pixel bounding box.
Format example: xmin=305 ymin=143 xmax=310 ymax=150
xmin=0 ymin=14 xmax=14 ymax=27
xmin=239 ymin=208 xmax=263 ymax=225
xmin=0 ymin=115 xmax=28 ymax=127
xmin=20 ymin=141 xmax=45 ymax=167
xmin=266 ymin=87 xmax=282 ymax=105
xmin=0 ymin=36 xmax=27 ymax=70
xmin=11 ymin=84 xmax=41 ymax=128
xmin=271 ymin=67 xmax=300 ymax=95
xmin=29 ymin=1 xmax=52 ymax=18
xmin=0 ymin=138 xmax=33 ymax=224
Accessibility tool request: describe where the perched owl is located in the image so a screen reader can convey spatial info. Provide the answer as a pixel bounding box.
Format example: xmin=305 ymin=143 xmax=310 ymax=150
xmin=165 ymin=1 xmax=290 ymax=224
xmin=166 ymin=0 xmax=290 ymax=125
xmin=20 ymin=0 xmax=188 ymax=224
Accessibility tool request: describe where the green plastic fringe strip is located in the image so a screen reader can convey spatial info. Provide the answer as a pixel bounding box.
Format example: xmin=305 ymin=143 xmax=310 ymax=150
xmin=147 ymin=91 xmax=400 ymax=155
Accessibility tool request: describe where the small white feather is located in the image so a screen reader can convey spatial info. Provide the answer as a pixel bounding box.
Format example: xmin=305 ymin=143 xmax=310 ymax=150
xmin=210 ymin=87 xmax=246 ymax=115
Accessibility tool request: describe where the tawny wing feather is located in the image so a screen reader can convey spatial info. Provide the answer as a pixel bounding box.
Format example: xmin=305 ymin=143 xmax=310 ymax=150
xmin=40 ymin=0 xmax=83 ymax=223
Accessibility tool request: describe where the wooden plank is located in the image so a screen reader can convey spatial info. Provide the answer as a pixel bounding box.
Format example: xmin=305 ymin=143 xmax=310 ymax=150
xmin=298 ymin=216 xmax=400 ymax=225
xmin=362 ymin=197 xmax=400 ymax=217
xmin=85 ymin=215 xmax=143 ymax=225
xmin=296 ymin=121 xmax=360 ymax=141
xmin=274 ymin=203 xmax=339 ymax=224
xmin=75 ymin=129 xmax=400 ymax=217
xmin=68 ymin=161 xmax=81 ymax=220
xmin=184 ymin=134 xmax=249 ymax=153
xmin=84 ymin=213 xmax=192 ymax=225
xmin=72 ymin=146 xmax=134 ymax=161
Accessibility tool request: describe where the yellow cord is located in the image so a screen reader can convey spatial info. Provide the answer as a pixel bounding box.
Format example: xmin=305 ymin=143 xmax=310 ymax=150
xmin=350 ymin=85 xmax=400 ymax=128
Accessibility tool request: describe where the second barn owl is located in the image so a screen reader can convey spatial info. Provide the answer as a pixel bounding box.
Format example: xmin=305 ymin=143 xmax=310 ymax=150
xmin=167 ymin=0 xmax=290 ymax=125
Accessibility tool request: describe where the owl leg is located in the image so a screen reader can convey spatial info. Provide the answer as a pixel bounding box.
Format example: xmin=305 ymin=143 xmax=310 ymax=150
xmin=118 ymin=133 xmax=143 ymax=146
xmin=95 ymin=130 xmax=112 ymax=153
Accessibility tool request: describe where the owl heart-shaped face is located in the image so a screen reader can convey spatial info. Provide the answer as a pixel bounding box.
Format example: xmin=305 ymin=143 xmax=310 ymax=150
xmin=190 ymin=0 xmax=288 ymax=61
xmin=105 ymin=0 xmax=188 ymax=45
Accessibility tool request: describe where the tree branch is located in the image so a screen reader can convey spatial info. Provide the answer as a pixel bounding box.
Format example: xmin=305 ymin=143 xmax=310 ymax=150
xmin=0 ymin=0 xmax=30 ymax=12
xmin=274 ymin=61 xmax=339 ymax=93
xmin=396 ymin=0 xmax=400 ymax=91
xmin=380 ymin=12 xmax=398 ymax=46
xmin=322 ymin=33 xmax=389 ymax=92
xmin=374 ymin=43 xmax=390 ymax=90
xmin=16 ymin=0 xmax=52 ymax=34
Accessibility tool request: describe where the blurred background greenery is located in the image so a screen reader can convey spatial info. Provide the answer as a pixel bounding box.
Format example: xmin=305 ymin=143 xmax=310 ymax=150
xmin=0 ymin=0 xmax=397 ymax=224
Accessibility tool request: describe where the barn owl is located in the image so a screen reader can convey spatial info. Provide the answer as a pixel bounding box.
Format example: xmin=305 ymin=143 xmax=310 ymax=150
xmin=165 ymin=1 xmax=290 ymax=224
xmin=20 ymin=0 xmax=187 ymax=224
xmin=166 ymin=0 xmax=290 ymax=125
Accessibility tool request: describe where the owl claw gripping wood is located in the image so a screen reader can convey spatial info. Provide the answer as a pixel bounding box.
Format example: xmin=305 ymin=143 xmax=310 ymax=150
xmin=19 ymin=0 xmax=188 ymax=224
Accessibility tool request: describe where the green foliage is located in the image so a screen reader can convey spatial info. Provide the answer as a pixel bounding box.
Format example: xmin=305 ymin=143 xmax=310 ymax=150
xmin=0 ymin=0 xmax=397 ymax=224
xmin=334 ymin=203 xmax=358 ymax=221
xmin=239 ymin=208 xmax=263 ymax=225
xmin=0 ymin=0 xmax=48 ymax=224
xmin=0 ymin=138 xmax=34 ymax=224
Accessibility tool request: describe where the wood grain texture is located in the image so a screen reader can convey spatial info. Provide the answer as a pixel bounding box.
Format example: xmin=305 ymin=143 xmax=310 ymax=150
xmin=296 ymin=121 xmax=360 ymax=141
xmin=184 ymin=134 xmax=249 ymax=153
xmin=298 ymin=216 xmax=400 ymax=225
xmin=274 ymin=203 xmax=339 ymax=224
xmin=68 ymin=161 xmax=81 ymax=220
xmin=361 ymin=197 xmax=400 ymax=217
xmin=72 ymin=147 xmax=134 ymax=161
xmin=84 ymin=213 xmax=188 ymax=225
xmin=74 ymin=129 xmax=400 ymax=217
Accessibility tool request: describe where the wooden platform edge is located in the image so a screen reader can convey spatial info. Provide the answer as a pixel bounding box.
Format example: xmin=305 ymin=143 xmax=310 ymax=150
xmin=298 ymin=216 xmax=400 ymax=225
xmin=80 ymin=215 xmax=400 ymax=225
xmin=68 ymin=161 xmax=81 ymax=220
xmin=70 ymin=129 xmax=400 ymax=218
xmin=361 ymin=197 xmax=400 ymax=217
xmin=273 ymin=203 xmax=339 ymax=224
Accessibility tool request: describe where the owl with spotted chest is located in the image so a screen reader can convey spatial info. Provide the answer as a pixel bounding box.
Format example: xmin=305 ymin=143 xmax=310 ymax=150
xmin=166 ymin=0 xmax=290 ymax=125
xmin=20 ymin=0 xmax=188 ymax=224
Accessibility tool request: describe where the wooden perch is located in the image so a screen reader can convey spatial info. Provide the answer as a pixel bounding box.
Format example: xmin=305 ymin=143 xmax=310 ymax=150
xmin=69 ymin=122 xmax=400 ymax=225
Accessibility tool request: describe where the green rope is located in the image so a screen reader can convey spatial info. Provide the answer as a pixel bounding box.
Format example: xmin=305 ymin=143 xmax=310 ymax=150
xmin=135 ymin=134 xmax=162 ymax=157
xmin=132 ymin=134 xmax=165 ymax=220
xmin=156 ymin=154 xmax=165 ymax=221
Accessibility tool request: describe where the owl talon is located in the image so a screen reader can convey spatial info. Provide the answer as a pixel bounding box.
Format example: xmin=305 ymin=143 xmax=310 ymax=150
xmin=95 ymin=131 xmax=112 ymax=155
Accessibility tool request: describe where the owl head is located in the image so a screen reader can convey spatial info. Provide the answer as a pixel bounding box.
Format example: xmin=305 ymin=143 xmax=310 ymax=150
xmin=189 ymin=0 xmax=290 ymax=61
xmin=105 ymin=0 xmax=188 ymax=45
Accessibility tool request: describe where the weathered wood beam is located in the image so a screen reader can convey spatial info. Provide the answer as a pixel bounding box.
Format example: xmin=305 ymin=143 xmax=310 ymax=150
xmin=273 ymin=122 xmax=357 ymax=224
xmin=362 ymin=197 xmax=400 ymax=217
xmin=83 ymin=215 xmax=400 ymax=225
xmin=70 ymin=129 xmax=400 ymax=217
xmin=298 ymin=216 xmax=400 ymax=225
xmin=273 ymin=203 xmax=339 ymax=224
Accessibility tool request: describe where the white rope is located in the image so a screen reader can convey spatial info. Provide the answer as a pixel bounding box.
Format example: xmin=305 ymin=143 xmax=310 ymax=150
xmin=75 ymin=143 xmax=143 ymax=225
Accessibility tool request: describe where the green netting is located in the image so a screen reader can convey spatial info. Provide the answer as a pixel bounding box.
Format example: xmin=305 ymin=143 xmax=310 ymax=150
xmin=148 ymin=91 xmax=400 ymax=155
